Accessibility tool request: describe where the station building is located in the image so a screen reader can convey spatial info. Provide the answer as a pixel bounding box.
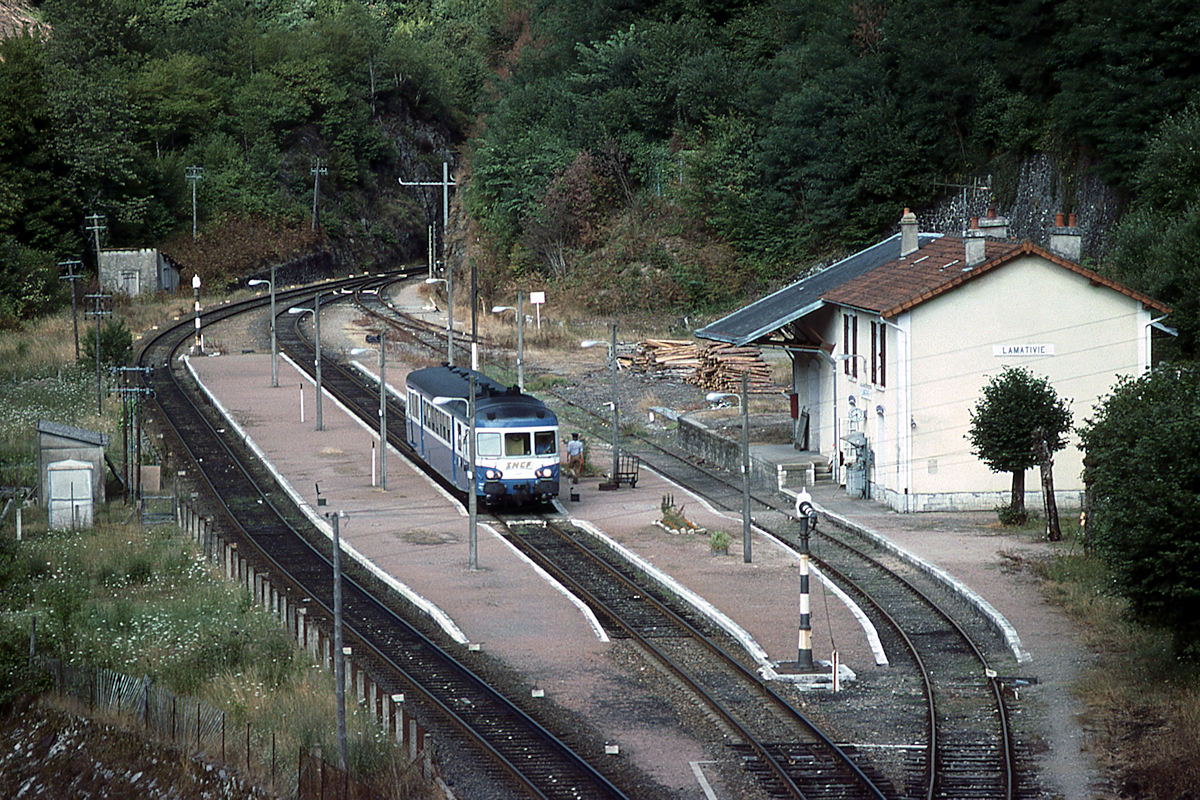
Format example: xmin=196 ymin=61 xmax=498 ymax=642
xmin=697 ymin=210 xmax=1172 ymax=512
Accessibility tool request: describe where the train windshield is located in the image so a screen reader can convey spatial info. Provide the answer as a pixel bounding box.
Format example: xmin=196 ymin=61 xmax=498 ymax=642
xmin=476 ymin=430 xmax=558 ymax=457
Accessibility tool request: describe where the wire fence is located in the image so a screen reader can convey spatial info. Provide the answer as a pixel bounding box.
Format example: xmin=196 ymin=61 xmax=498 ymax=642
xmin=36 ymin=656 xmax=299 ymax=795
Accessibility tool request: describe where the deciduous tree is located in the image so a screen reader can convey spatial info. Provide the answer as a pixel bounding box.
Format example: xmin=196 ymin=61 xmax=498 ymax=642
xmin=967 ymin=366 xmax=1072 ymax=524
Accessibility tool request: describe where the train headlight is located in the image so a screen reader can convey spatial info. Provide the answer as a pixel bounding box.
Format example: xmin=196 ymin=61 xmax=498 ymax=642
xmin=536 ymin=466 xmax=556 ymax=479
xmin=483 ymin=468 xmax=503 ymax=480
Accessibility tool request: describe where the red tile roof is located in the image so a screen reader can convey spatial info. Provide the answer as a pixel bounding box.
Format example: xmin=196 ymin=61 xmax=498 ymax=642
xmin=823 ymin=236 xmax=1171 ymax=317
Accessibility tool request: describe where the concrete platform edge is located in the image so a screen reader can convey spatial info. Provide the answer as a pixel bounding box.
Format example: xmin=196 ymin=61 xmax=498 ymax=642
xmin=784 ymin=486 xmax=1031 ymax=664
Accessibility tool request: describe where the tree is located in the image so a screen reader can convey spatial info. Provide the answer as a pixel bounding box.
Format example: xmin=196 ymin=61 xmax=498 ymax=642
xmin=967 ymin=366 xmax=1072 ymax=525
xmin=1078 ymin=365 xmax=1200 ymax=658
xmin=82 ymin=317 xmax=132 ymax=367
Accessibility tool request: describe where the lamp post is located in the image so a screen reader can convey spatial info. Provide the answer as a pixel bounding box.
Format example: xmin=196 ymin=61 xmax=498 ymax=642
xmin=581 ymin=324 xmax=620 ymax=486
xmin=288 ymin=292 xmax=323 ymax=430
xmin=491 ymin=291 xmax=525 ymax=392
xmin=707 ymin=371 xmax=753 ymax=563
xmin=350 ymin=331 xmax=388 ymax=490
xmin=324 ymin=510 xmax=348 ymax=771
xmin=425 ymin=277 xmax=453 ymax=365
xmin=434 ymin=375 xmax=478 ymax=570
xmin=248 ymin=264 xmax=277 ymax=387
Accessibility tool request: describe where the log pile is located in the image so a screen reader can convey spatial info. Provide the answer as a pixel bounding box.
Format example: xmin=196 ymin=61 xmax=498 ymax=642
xmin=686 ymin=342 xmax=777 ymax=393
xmin=631 ymin=338 xmax=701 ymax=379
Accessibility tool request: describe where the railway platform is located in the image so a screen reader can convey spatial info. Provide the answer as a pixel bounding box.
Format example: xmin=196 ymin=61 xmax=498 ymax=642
xmin=186 ymin=317 xmax=1099 ymax=799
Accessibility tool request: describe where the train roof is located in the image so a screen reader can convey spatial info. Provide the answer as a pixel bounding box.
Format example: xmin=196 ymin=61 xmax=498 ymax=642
xmin=407 ymin=365 xmax=557 ymax=426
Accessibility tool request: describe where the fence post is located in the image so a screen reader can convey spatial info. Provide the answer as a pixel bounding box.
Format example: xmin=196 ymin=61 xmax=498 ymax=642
xmin=389 ymin=694 xmax=404 ymax=744
xmin=142 ymin=675 xmax=151 ymax=728
xmin=422 ymin=732 xmax=433 ymax=781
xmin=408 ymin=718 xmax=418 ymax=760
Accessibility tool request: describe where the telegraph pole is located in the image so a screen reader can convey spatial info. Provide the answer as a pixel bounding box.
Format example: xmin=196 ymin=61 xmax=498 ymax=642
xmin=85 ymin=293 xmax=112 ymax=414
xmin=186 ymin=166 xmax=203 ymax=240
xmin=84 ymin=213 xmax=106 ymax=275
xmin=400 ymin=161 xmax=456 ymax=363
xmin=310 ymin=158 xmax=328 ymax=231
xmin=58 ymin=260 xmax=83 ymax=360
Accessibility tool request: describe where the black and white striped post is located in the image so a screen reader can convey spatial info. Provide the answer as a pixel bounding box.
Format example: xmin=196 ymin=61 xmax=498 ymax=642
xmin=192 ymin=274 xmax=203 ymax=354
xmin=795 ymin=488 xmax=818 ymax=671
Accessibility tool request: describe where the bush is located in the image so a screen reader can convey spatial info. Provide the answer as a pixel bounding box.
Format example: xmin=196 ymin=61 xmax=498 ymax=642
xmin=995 ymin=503 xmax=1028 ymax=527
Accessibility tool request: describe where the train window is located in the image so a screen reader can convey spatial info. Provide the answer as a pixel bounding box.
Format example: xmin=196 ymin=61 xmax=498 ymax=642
xmin=504 ymin=432 xmax=531 ymax=456
xmin=535 ymin=431 xmax=556 ymax=455
xmin=477 ymin=432 xmax=501 ymax=457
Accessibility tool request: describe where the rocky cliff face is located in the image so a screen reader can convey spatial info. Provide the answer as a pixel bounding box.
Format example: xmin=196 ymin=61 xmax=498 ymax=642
xmin=922 ymin=152 xmax=1125 ymax=263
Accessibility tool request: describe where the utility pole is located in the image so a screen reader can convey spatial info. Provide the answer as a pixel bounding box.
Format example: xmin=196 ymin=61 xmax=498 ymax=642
xmin=400 ymin=161 xmax=456 ymax=363
xmin=85 ymin=213 xmax=106 ymax=276
xmin=58 ymin=260 xmax=83 ymax=360
xmin=185 ymin=166 xmax=203 ymax=240
xmin=85 ymin=293 xmax=112 ymax=414
xmin=326 ymin=510 xmax=348 ymax=772
xmin=310 ymin=158 xmax=328 ymax=232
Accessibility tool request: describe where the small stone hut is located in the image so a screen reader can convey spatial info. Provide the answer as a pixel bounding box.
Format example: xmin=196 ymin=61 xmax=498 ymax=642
xmin=36 ymin=420 xmax=109 ymax=507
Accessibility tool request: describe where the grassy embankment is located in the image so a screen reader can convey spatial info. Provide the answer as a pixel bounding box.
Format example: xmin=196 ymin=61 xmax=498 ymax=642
xmin=0 ymin=295 xmax=435 ymax=798
xmin=1015 ymin=518 xmax=1200 ymax=798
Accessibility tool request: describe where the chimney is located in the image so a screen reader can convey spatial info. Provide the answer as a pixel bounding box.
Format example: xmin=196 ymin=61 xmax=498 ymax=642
xmin=978 ymin=206 xmax=1009 ymax=239
xmin=965 ymin=217 xmax=986 ymax=268
xmin=1049 ymin=212 xmax=1082 ymax=262
xmin=900 ymin=207 xmax=918 ymax=257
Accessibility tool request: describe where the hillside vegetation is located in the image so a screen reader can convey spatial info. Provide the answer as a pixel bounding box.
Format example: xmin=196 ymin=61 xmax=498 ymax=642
xmin=3 ymin=0 xmax=1200 ymax=344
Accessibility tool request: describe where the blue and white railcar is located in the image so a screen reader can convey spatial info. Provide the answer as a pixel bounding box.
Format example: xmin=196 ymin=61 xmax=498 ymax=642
xmin=405 ymin=366 xmax=560 ymax=505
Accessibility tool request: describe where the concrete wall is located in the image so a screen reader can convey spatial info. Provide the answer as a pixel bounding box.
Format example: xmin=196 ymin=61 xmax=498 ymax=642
xmin=677 ymin=414 xmax=778 ymax=491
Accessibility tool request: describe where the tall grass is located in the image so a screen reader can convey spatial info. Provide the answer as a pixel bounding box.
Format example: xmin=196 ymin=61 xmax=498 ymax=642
xmin=1 ymin=504 xmax=425 ymax=796
xmin=1032 ymin=540 xmax=1200 ymax=798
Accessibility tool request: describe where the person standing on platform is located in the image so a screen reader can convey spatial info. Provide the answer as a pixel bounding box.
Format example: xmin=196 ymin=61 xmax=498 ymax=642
xmin=565 ymin=432 xmax=584 ymax=484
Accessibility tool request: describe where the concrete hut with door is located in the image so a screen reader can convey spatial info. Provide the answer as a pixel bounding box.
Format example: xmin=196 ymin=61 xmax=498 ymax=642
xmin=36 ymin=420 xmax=111 ymax=526
xmin=697 ymin=209 xmax=1172 ymax=512
xmin=99 ymin=248 xmax=181 ymax=296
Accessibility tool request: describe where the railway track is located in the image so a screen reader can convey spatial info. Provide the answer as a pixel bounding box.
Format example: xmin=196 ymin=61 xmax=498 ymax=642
xmin=501 ymin=518 xmax=894 ymax=800
xmin=157 ymin=272 xmax=1028 ymax=798
xmin=136 ymin=273 xmax=630 ymax=800
xmin=549 ymin=399 xmax=1028 ymax=799
xmin=339 ymin=284 xmax=1029 ymax=798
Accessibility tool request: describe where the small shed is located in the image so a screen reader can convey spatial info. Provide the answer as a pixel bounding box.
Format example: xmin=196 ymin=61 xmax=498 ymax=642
xmin=99 ymin=248 xmax=181 ymax=296
xmin=47 ymin=459 xmax=94 ymax=529
xmin=36 ymin=420 xmax=109 ymax=507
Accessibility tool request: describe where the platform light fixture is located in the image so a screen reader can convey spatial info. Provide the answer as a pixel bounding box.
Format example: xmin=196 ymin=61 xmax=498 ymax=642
xmin=247 ymin=265 xmax=277 ymax=387
xmin=581 ymin=324 xmax=620 ymax=488
xmin=491 ymin=291 xmax=525 ymax=392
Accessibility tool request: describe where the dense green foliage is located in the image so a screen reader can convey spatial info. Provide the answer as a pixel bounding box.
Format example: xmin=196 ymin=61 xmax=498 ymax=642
xmin=4 ymin=0 xmax=1200 ymax=325
xmin=968 ymin=366 xmax=1072 ymax=521
xmin=1078 ymin=365 xmax=1200 ymax=658
xmin=0 ymin=0 xmax=499 ymax=324
xmin=468 ymin=0 xmax=1200 ymax=300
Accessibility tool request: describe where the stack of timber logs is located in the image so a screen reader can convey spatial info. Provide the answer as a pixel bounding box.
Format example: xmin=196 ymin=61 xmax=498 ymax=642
xmin=631 ymin=338 xmax=780 ymax=393
xmin=631 ymin=339 xmax=700 ymax=379
xmin=687 ymin=342 xmax=777 ymax=393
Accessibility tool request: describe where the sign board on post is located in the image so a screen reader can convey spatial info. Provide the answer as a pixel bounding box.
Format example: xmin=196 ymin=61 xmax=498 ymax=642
xmin=529 ymin=291 xmax=546 ymax=329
